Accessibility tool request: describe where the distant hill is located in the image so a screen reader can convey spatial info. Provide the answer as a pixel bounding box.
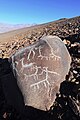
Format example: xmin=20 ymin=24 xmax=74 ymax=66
xmin=0 ymin=23 xmax=35 ymax=33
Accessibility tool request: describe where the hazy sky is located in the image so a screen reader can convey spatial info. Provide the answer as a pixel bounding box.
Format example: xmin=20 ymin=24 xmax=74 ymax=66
xmin=0 ymin=0 xmax=80 ymax=24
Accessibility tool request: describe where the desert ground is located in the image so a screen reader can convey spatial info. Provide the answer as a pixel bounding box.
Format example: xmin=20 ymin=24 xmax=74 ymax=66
xmin=0 ymin=16 xmax=80 ymax=120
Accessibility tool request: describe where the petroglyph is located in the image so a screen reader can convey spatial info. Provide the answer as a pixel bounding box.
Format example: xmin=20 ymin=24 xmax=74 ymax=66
xmin=30 ymin=67 xmax=59 ymax=90
xmin=27 ymin=48 xmax=35 ymax=60
xmin=38 ymin=44 xmax=61 ymax=61
xmin=10 ymin=36 xmax=71 ymax=111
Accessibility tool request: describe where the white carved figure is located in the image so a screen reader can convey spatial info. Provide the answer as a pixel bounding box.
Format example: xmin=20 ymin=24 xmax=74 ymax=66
xmin=9 ymin=36 xmax=71 ymax=111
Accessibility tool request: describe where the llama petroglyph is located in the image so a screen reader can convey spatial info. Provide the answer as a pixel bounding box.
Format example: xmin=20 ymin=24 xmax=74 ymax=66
xmin=9 ymin=36 xmax=71 ymax=111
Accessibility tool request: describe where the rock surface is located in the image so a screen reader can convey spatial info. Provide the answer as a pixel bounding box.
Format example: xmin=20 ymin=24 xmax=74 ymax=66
xmin=10 ymin=36 xmax=71 ymax=111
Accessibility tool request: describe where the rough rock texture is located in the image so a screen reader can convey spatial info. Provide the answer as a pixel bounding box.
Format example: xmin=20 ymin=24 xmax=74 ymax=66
xmin=0 ymin=16 xmax=80 ymax=120
xmin=9 ymin=36 xmax=71 ymax=111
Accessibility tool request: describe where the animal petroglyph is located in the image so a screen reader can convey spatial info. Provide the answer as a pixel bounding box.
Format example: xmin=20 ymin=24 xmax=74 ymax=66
xmin=10 ymin=36 xmax=71 ymax=111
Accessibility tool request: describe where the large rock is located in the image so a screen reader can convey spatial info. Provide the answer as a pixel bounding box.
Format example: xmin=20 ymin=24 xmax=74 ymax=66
xmin=9 ymin=36 xmax=71 ymax=111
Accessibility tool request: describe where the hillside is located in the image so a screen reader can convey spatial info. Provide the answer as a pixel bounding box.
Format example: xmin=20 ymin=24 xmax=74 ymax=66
xmin=0 ymin=23 xmax=34 ymax=33
xmin=0 ymin=16 xmax=80 ymax=58
xmin=0 ymin=16 xmax=80 ymax=120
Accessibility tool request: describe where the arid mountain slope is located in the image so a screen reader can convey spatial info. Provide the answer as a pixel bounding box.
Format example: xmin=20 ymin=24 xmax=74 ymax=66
xmin=0 ymin=16 xmax=80 ymax=58
xmin=0 ymin=23 xmax=34 ymax=33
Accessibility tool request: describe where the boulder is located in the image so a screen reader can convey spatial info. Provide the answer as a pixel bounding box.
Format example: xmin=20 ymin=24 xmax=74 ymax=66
xmin=9 ymin=36 xmax=71 ymax=111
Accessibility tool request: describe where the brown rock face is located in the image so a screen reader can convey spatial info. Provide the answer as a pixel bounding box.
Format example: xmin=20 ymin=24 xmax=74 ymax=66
xmin=10 ymin=36 xmax=71 ymax=111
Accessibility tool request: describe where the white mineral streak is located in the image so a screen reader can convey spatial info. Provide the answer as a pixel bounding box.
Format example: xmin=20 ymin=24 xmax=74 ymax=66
xmin=10 ymin=36 xmax=71 ymax=111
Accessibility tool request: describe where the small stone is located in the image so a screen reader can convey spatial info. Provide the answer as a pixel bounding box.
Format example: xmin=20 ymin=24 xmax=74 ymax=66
xmin=78 ymin=49 xmax=80 ymax=53
xmin=71 ymin=78 xmax=76 ymax=82
xmin=0 ymin=50 xmax=2 ymax=54
xmin=63 ymin=39 xmax=71 ymax=45
xmin=71 ymin=43 xmax=77 ymax=47
xmin=73 ymin=70 xmax=78 ymax=74
xmin=68 ymin=29 xmax=72 ymax=33
xmin=75 ymin=82 xmax=79 ymax=84
xmin=3 ymin=112 xmax=8 ymax=119
xmin=0 ymin=54 xmax=2 ymax=58
xmin=75 ymin=28 xmax=79 ymax=32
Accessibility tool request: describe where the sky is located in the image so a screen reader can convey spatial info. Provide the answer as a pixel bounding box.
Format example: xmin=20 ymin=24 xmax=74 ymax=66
xmin=0 ymin=0 xmax=80 ymax=24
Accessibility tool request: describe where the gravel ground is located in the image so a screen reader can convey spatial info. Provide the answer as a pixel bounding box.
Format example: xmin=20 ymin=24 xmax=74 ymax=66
xmin=0 ymin=16 xmax=80 ymax=120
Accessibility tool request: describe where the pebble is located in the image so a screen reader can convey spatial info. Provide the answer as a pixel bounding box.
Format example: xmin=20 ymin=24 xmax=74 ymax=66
xmin=73 ymin=70 xmax=78 ymax=74
xmin=0 ymin=50 xmax=2 ymax=54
